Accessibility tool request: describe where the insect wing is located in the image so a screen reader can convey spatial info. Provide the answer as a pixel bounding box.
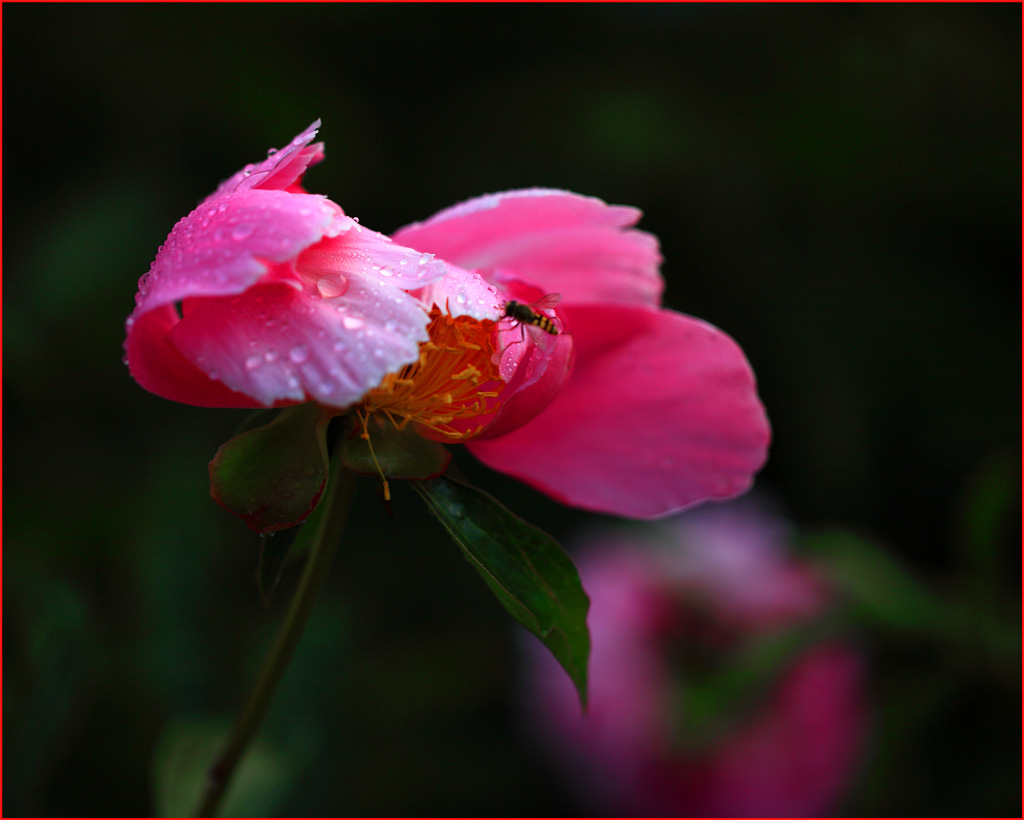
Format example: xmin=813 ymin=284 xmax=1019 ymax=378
xmin=529 ymin=293 xmax=562 ymax=312
xmin=526 ymin=293 xmax=561 ymax=334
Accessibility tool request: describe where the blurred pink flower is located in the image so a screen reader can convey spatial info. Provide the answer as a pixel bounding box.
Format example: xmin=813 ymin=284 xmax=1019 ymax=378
xmin=125 ymin=122 xmax=770 ymax=518
xmin=523 ymin=499 xmax=868 ymax=816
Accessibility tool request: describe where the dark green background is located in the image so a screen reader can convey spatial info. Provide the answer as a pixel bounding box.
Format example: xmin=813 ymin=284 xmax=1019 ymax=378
xmin=4 ymin=4 xmax=1019 ymax=816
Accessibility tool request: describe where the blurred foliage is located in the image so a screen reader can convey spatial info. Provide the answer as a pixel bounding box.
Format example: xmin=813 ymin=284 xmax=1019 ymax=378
xmin=3 ymin=4 xmax=1019 ymax=817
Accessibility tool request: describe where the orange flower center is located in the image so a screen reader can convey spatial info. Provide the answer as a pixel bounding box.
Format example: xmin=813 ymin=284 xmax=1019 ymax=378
xmin=359 ymin=306 xmax=504 ymax=441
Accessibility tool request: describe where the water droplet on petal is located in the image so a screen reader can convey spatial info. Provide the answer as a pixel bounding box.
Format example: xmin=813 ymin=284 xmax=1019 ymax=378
xmin=289 ymin=344 xmax=309 ymax=363
xmin=317 ymin=276 xmax=348 ymax=298
xmin=268 ymin=147 xmax=278 ymax=156
xmin=418 ymin=252 xmax=433 ymax=266
xmin=245 ymin=355 xmax=263 ymax=370
xmin=264 ymin=350 xmax=279 ymax=363
xmin=343 ymin=315 xmax=365 ymax=330
xmin=232 ymin=224 xmax=255 ymax=241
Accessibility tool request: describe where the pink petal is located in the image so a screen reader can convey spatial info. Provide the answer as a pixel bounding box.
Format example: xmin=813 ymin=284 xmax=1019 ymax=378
xmin=204 ymin=120 xmax=326 ymax=201
xmin=475 ymin=278 xmax=574 ymax=438
xmin=391 ymin=189 xmax=664 ymax=306
xmin=127 ymin=193 xmax=453 ymax=408
xmin=298 ymin=229 xmax=452 ymax=292
xmin=664 ymin=501 xmax=826 ymax=627
xmin=166 ymin=274 xmax=430 ymax=408
xmin=430 ymin=276 xmax=575 ymax=442
xmin=467 ymin=303 xmax=770 ymax=518
xmin=132 ymin=188 xmax=342 ymax=316
xmin=407 ymin=266 xmax=504 ymax=321
xmin=125 ymin=304 xmax=266 ymax=408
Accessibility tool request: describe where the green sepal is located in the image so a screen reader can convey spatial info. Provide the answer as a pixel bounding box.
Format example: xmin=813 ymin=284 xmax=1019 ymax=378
xmin=209 ymin=402 xmax=332 ymax=533
xmin=233 ymin=407 xmax=281 ymax=437
xmin=412 ymin=475 xmax=591 ymax=709
xmin=339 ymin=418 xmax=452 ymax=480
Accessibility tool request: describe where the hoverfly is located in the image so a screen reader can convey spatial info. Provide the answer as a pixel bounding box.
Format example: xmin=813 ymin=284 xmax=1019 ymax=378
xmin=502 ymin=293 xmax=561 ymax=336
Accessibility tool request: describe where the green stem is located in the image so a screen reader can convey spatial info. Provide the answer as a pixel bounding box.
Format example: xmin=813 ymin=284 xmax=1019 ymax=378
xmin=196 ymin=463 xmax=356 ymax=817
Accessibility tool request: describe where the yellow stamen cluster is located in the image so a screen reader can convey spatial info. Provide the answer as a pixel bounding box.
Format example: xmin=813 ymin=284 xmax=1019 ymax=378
xmin=360 ymin=306 xmax=504 ymax=441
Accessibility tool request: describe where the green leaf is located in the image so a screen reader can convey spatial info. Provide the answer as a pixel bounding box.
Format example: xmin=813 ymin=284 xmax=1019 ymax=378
xmin=956 ymin=451 xmax=1017 ymax=598
xmin=412 ymin=475 xmax=590 ymax=708
xmin=209 ymin=403 xmax=332 ymax=533
xmin=801 ymin=529 xmax=955 ymax=639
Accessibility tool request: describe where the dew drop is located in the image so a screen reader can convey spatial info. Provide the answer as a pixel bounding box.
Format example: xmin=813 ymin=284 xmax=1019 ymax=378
xmin=267 ymin=147 xmax=278 ymax=156
xmin=418 ymin=252 xmax=433 ymax=266
xmin=317 ymin=276 xmax=348 ymax=298
xmin=343 ymin=315 xmax=365 ymax=330
xmin=289 ymin=344 xmax=309 ymax=363
xmin=264 ymin=350 xmax=279 ymax=363
xmin=232 ymin=224 xmax=254 ymax=241
xmin=245 ymin=354 xmax=263 ymax=371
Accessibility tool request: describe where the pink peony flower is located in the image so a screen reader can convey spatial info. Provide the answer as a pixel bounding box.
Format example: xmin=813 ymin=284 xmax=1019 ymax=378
xmin=522 ymin=499 xmax=868 ymax=817
xmin=125 ymin=122 xmax=770 ymax=518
